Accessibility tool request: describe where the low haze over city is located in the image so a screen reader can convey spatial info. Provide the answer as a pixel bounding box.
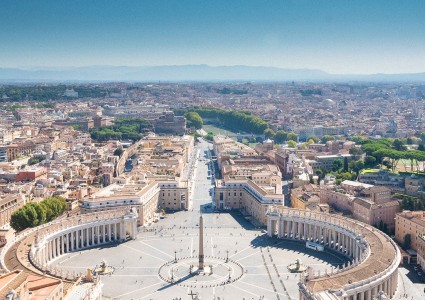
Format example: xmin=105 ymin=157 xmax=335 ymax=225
xmin=0 ymin=1 xmax=425 ymax=300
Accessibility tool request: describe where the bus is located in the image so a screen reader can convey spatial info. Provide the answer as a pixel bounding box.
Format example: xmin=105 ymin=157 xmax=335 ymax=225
xmin=306 ymin=241 xmax=324 ymax=251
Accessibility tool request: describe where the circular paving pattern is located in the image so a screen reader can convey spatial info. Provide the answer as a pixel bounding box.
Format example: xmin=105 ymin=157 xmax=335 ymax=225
xmin=158 ymin=256 xmax=244 ymax=288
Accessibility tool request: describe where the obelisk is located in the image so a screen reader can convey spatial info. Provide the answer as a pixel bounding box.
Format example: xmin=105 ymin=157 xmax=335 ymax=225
xmin=198 ymin=215 xmax=204 ymax=270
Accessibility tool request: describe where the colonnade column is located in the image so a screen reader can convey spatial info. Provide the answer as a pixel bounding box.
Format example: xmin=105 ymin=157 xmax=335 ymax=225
xmin=267 ymin=218 xmax=272 ymax=236
xmin=96 ymin=226 xmax=100 ymax=244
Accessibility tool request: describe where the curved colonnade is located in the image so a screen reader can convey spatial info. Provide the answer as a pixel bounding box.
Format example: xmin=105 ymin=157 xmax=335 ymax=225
xmin=267 ymin=207 xmax=400 ymax=300
xmin=0 ymin=209 xmax=138 ymax=281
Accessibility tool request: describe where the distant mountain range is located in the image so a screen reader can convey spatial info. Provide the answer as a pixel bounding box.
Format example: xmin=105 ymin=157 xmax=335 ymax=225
xmin=0 ymin=65 xmax=424 ymax=83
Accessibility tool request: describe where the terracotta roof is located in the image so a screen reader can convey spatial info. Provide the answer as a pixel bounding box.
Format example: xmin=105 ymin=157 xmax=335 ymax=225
xmin=27 ymin=274 xmax=62 ymax=299
xmin=0 ymin=270 xmax=28 ymax=299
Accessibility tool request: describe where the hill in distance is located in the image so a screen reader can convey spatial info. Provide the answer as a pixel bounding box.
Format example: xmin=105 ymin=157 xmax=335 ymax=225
xmin=0 ymin=65 xmax=424 ymax=83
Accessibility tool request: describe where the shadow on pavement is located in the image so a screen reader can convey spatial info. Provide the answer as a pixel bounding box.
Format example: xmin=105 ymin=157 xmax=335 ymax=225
xmin=249 ymin=236 xmax=349 ymax=266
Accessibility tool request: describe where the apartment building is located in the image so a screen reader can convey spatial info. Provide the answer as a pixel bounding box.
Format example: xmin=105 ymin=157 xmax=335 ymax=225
xmin=290 ymin=184 xmax=328 ymax=212
xmin=320 ymin=180 xmax=400 ymax=231
xmin=395 ymin=211 xmax=425 ymax=251
xmin=81 ymin=178 xmax=188 ymax=226
xmin=417 ymin=234 xmax=425 ymax=271
xmin=214 ymin=179 xmax=284 ymax=226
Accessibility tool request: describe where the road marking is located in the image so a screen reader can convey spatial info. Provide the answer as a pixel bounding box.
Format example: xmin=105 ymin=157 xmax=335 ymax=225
xmin=211 ymin=237 xmax=214 ymax=256
xmin=238 ymin=279 xmax=286 ymax=296
xmin=235 ymin=250 xmax=261 ymax=262
xmin=122 ymin=244 xmax=167 ymax=262
xmin=190 ymin=237 xmax=194 ymax=254
xmin=230 ymin=282 xmax=261 ymax=297
xmin=114 ymin=281 xmax=163 ymax=299
xmin=229 ymin=239 xmax=264 ymax=259
xmin=138 ymin=240 xmax=174 ymax=259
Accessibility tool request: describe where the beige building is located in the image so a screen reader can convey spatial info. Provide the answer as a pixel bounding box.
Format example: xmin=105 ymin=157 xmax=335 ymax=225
xmin=214 ymin=179 xmax=283 ymax=226
xmin=213 ymin=135 xmax=284 ymax=225
xmin=395 ymin=210 xmax=425 ymax=251
xmin=290 ymin=184 xmax=329 ymax=212
xmin=320 ymin=181 xmax=400 ymax=231
xmin=0 ymin=194 xmax=26 ymax=246
xmin=82 ymin=134 xmax=194 ymax=224
xmin=0 ymin=194 xmax=25 ymax=228
xmin=213 ymin=136 xmax=257 ymax=172
xmin=417 ymin=234 xmax=425 ymax=272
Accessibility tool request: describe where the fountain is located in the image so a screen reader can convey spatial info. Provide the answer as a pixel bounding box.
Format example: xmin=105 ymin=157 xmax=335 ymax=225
xmin=287 ymin=258 xmax=308 ymax=273
xmin=94 ymin=259 xmax=114 ymax=275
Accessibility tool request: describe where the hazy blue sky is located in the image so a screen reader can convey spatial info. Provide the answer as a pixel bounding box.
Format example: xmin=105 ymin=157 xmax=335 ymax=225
xmin=1 ymin=0 xmax=425 ymax=74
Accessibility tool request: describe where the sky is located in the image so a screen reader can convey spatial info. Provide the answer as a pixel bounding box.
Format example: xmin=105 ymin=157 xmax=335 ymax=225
xmin=1 ymin=0 xmax=425 ymax=74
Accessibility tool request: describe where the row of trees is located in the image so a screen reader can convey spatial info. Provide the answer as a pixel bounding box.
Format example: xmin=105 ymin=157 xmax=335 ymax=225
xmin=175 ymin=107 xmax=269 ymax=134
xmin=0 ymin=85 xmax=110 ymax=102
xmin=185 ymin=112 xmax=203 ymax=129
xmin=90 ymin=118 xmax=151 ymax=141
xmin=264 ymin=130 xmax=336 ymax=145
xmin=263 ymin=129 xmax=298 ymax=144
xmin=361 ymin=138 xmax=425 ymax=172
xmin=10 ymin=196 xmax=67 ymax=232
xmin=394 ymin=193 xmax=425 ymax=211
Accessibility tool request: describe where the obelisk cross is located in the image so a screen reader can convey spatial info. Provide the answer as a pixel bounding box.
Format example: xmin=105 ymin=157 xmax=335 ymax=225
xmin=198 ymin=214 xmax=204 ymax=270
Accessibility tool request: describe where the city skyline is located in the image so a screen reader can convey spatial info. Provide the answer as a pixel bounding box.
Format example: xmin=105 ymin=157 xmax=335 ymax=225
xmin=1 ymin=0 xmax=425 ymax=74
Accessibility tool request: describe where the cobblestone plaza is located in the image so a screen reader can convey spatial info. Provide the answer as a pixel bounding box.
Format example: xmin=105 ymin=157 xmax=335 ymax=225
xmin=50 ymin=209 xmax=349 ymax=300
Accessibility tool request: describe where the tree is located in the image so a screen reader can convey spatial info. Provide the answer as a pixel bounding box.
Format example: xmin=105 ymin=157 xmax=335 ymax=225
xmin=392 ymin=139 xmax=407 ymax=151
xmin=113 ymin=148 xmax=124 ymax=157
xmin=349 ymin=147 xmax=363 ymax=156
xmin=185 ymin=112 xmax=203 ymax=129
xmin=343 ymin=157 xmax=349 ymax=172
xmin=417 ymin=200 xmax=425 ymax=211
xmin=316 ymin=170 xmax=323 ymax=181
xmin=351 ymin=135 xmax=369 ymax=144
xmin=418 ymin=144 xmax=425 ymax=151
xmin=205 ymin=132 xmax=214 ymax=141
xmin=332 ymin=159 xmax=343 ymax=172
xmin=263 ymin=128 xmax=275 ymax=139
xmin=307 ymin=136 xmax=320 ymax=143
xmin=28 ymin=157 xmax=43 ymax=165
xmin=10 ymin=196 xmax=67 ymax=232
xmin=179 ymin=107 xmax=269 ymax=134
xmin=349 ymin=159 xmax=365 ymax=174
xmin=287 ymin=140 xmax=297 ymax=148
xmin=321 ymin=135 xmax=335 ymax=143
xmin=287 ymin=132 xmax=298 ymax=142
xmin=274 ymin=130 xmax=288 ymax=144
xmin=403 ymin=234 xmax=412 ymax=250
xmin=364 ymin=156 xmax=377 ymax=167
xmin=420 ymin=132 xmax=425 ymax=144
